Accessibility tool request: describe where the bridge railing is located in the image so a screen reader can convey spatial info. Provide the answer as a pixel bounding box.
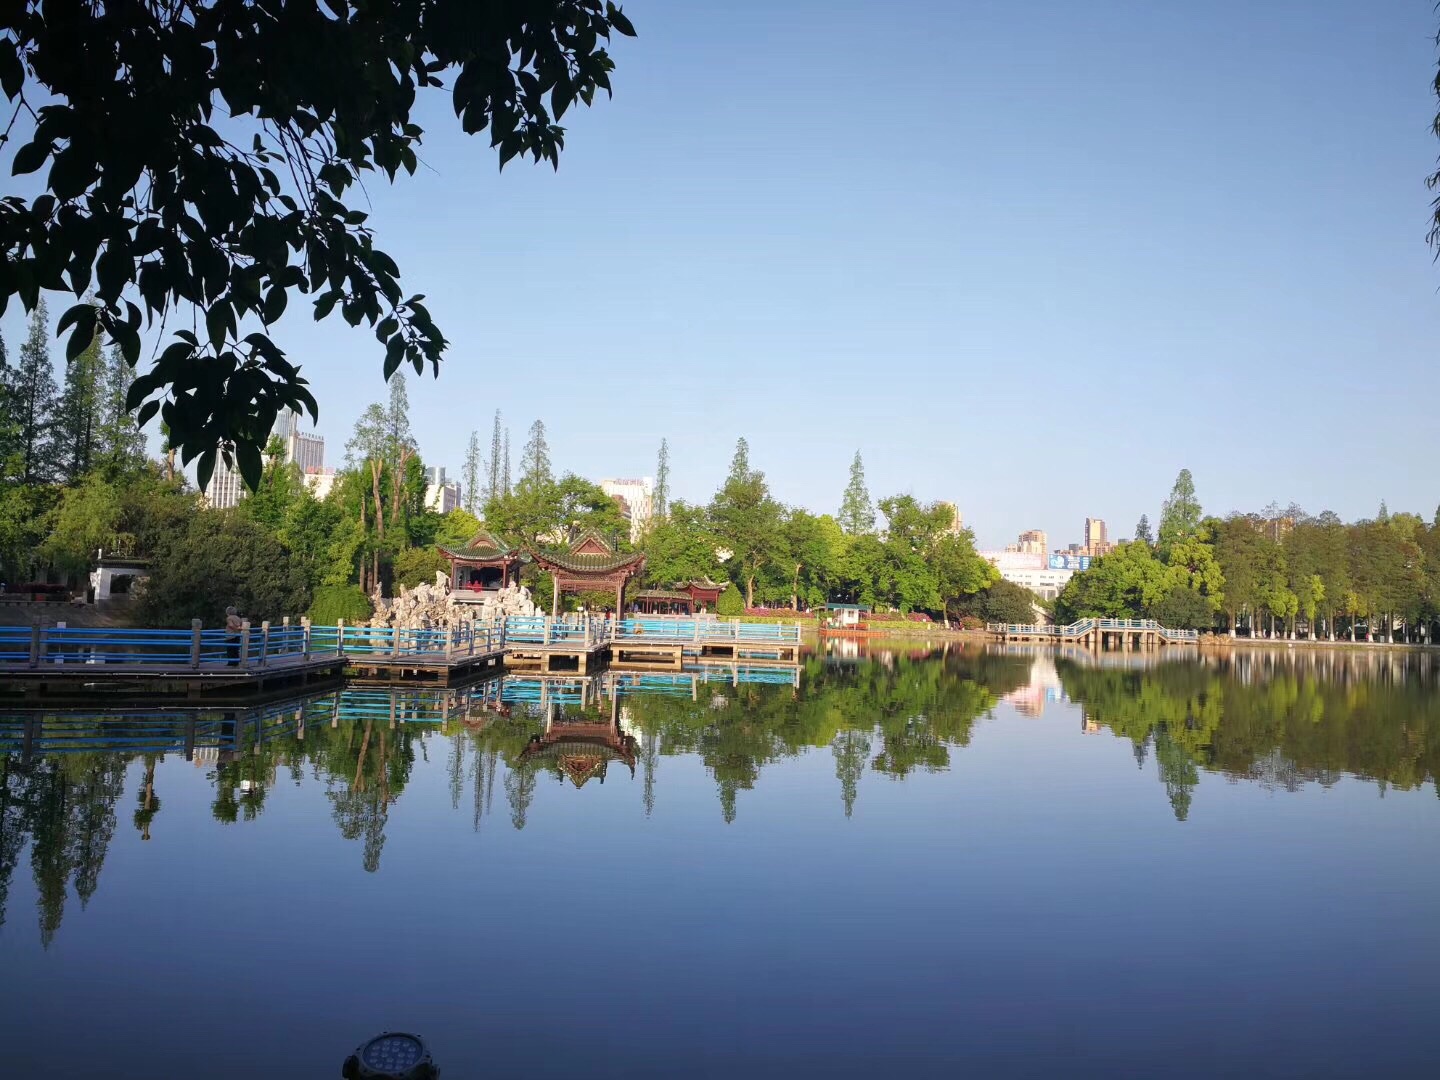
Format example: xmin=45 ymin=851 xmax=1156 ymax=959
xmin=614 ymin=616 xmax=802 ymax=645
xmin=990 ymin=617 xmax=1199 ymax=641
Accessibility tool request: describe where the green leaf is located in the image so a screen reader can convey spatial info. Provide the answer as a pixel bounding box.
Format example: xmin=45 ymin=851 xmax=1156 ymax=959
xmin=196 ymin=449 xmax=218 ymax=495
xmin=236 ymin=440 xmax=263 ymax=492
xmin=313 ymin=291 xmax=338 ymax=319
xmin=136 ymin=400 xmax=160 ymax=429
xmin=12 ymin=139 xmax=48 ymax=176
xmin=262 ymin=286 xmax=287 ymax=324
xmin=383 ymin=335 xmax=404 ymax=378
xmin=0 ymin=39 xmax=23 ymax=100
xmin=206 ymin=303 xmax=231 ymax=349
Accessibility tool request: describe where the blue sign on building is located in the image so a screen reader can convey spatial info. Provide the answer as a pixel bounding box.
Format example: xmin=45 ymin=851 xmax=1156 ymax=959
xmin=1048 ymin=554 xmax=1092 ymax=571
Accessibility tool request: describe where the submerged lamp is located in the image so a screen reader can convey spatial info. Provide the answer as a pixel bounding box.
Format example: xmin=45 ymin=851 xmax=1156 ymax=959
xmin=341 ymin=1032 xmax=438 ymax=1080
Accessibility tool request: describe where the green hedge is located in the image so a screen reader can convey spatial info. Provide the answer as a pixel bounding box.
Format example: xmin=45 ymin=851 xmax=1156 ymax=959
xmin=308 ymin=585 xmax=371 ymax=625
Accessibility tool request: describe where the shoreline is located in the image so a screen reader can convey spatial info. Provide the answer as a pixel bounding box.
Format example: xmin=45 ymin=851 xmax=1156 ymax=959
xmin=1196 ymin=634 xmax=1436 ymax=653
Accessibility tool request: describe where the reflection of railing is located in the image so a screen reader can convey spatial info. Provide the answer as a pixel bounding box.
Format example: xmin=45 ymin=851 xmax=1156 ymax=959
xmin=990 ymin=618 xmax=1199 ymax=641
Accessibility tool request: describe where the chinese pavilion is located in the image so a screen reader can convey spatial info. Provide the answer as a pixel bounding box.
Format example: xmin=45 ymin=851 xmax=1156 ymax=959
xmin=528 ymin=533 xmax=647 ymax=616
xmin=632 ymin=579 xmax=730 ymax=615
xmin=438 ymin=529 xmax=526 ymax=594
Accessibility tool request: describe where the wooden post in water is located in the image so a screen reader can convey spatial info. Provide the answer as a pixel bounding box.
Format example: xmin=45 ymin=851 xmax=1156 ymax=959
xmin=239 ymin=620 xmax=251 ymax=667
xmin=190 ymin=619 xmax=202 ymax=668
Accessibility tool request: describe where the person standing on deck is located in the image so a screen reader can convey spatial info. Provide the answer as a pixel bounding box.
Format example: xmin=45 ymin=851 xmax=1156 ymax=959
xmin=225 ymin=606 xmax=244 ymax=666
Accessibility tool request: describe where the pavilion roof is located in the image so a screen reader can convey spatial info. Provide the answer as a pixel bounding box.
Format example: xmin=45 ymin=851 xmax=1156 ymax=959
xmin=438 ymin=529 xmax=520 ymax=562
xmin=637 ymin=589 xmax=693 ymax=602
xmin=530 ymin=532 xmax=645 ymax=575
xmin=686 ymin=578 xmax=729 ymax=592
xmin=518 ymin=731 xmax=638 ymax=787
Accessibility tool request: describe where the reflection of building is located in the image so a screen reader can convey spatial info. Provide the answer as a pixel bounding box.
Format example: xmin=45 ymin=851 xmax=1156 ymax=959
xmin=936 ymin=501 xmax=963 ymax=536
xmin=599 ymin=477 xmax=654 ymax=544
xmin=424 ymin=467 xmax=461 ymax=514
xmin=1001 ymin=656 xmax=1063 ymax=717
xmin=519 ymin=719 xmax=638 ymax=787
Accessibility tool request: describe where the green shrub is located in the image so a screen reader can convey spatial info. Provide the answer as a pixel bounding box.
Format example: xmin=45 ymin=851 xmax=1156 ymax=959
xmin=394 ymin=546 xmax=449 ymax=590
xmin=308 ymin=585 xmax=371 ymax=625
xmin=716 ymin=586 xmax=744 ymax=616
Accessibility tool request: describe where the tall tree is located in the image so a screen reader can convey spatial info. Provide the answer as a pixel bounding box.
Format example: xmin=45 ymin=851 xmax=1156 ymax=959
xmin=462 ymin=430 xmax=481 ymax=515
xmin=1158 ymin=468 xmax=1202 ymax=555
xmin=384 ymin=373 xmax=414 ymax=460
xmin=486 ymin=410 xmax=503 ymax=504
xmin=1134 ymin=514 xmax=1154 ymax=545
xmin=838 ymin=450 xmax=876 ymax=535
xmin=0 ymin=1 xmax=637 ymax=468
xmin=96 ymin=342 xmax=148 ymax=472
xmin=518 ymin=420 xmax=550 ymax=491
xmin=501 ymin=428 xmax=512 ymax=495
xmin=8 ymin=300 xmax=60 ymax=484
xmin=710 ymin=438 xmax=781 ymax=608
xmin=654 ymin=438 xmax=671 ymax=522
xmin=48 ymin=311 xmax=106 ymax=482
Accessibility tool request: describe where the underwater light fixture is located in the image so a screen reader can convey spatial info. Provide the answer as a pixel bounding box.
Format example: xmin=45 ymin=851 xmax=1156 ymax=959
xmin=341 ymin=1032 xmax=438 ymax=1080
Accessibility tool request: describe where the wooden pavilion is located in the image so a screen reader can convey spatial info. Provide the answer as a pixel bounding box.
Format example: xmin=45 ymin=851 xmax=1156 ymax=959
xmin=634 ymin=589 xmax=695 ymax=615
xmin=528 ymin=533 xmax=647 ymax=616
xmin=682 ymin=578 xmax=729 ymax=612
xmin=439 ymin=529 xmax=526 ymax=594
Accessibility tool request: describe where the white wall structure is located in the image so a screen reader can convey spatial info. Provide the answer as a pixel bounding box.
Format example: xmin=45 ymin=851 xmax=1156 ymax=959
xmin=204 ymin=407 xmax=325 ymax=506
xmin=425 ymin=481 xmax=462 ymax=514
xmin=304 ymin=469 xmax=338 ymax=501
xmin=978 ymin=550 xmax=1076 ymax=601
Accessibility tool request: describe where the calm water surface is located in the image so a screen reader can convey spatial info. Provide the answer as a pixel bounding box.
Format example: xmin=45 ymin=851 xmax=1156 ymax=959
xmin=2 ymin=643 xmax=1438 ymax=1078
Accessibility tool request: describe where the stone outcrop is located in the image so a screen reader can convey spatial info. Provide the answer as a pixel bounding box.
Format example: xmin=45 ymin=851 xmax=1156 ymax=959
xmin=368 ymin=572 xmax=538 ymax=631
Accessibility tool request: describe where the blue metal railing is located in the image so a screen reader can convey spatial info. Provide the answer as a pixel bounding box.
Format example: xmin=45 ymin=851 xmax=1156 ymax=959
xmin=992 ymin=618 xmax=1199 ymax=641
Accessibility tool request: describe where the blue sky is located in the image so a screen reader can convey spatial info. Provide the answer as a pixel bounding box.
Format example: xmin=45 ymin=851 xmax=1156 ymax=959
xmin=6 ymin=1 xmax=1440 ymax=549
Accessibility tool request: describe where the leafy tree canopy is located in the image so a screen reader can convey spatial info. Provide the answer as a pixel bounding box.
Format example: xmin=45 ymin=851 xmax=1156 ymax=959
xmin=0 ymin=0 xmax=636 ymax=490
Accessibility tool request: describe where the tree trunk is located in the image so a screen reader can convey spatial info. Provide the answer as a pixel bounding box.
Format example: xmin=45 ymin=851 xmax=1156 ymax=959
xmin=792 ymin=563 xmax=801 ymax=612
xmin=369 ymin=459 xmax=386 ymax=538
xmin=745 ymin=574 xmax=754 ymax=609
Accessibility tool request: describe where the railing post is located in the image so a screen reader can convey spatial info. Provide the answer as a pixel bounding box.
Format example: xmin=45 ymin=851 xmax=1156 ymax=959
xmin=239 ymin=620 xmax=251 ymax=667
xmin=29 ymin=621 xmax=41 ymax=669
xmin=301 ymin=617 xmax=311 ymax=660
xmin=260 ymin=620 xmax=271 ymax=667
xmin=336 ymin=618 xmax=346 ymax=657
xmin=392 ymin=625 xmax=403 ymax=659
xmin=543 ymin=617 xmax=552 ymax=646
xmin=190 ymin=619 xmax=202 ymax=669
xmin=38 ymin=624 xmax=50 ymax=666
xmin=282 ymin=616 xmax=291 ymax=655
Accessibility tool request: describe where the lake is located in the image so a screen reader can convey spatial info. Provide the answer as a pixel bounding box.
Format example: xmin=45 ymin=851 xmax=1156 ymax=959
xmin=2 ymin=642 xmax=1438 ymax=1078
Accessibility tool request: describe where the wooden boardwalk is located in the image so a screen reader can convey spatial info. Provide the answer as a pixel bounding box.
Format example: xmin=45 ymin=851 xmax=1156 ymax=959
xmin=0 ymin=615 xmax=803 ymax=700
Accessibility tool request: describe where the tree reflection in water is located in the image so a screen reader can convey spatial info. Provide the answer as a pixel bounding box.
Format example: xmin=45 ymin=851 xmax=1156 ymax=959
xmin=3 ymin=643 xmax=1439 ymax=941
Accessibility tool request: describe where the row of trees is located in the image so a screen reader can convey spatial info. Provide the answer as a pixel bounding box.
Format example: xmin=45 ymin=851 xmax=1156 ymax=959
xmin=640 ymin=441 xmax=1000 ymax=617
xmin=1058 ymin=470 xmax=1440 ymax=642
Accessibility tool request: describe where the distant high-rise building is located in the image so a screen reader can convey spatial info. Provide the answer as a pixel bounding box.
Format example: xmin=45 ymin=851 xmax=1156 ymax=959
xmin=426 ymin=480 xmax=462 ymax=515
xmin=304 ymin=468 xmax=338 ymax=501
xmin=936 ymin=501 xmax=963 ymax=536
xmin=1017 ymin=529 xmax=1048 ymax=555
xmin=204 ymin=408 xmax=324 ymax=507
xmin=600 ymin=477 xmax=655 ymax=544
xmin=1083 ymin=517 xmax=1113 ymax=556
xmin=203 ymin=461 xmax=248 ymax=510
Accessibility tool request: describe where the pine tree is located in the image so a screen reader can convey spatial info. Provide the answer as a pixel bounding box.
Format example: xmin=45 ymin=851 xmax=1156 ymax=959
xmin=838 ymin=450 xmax=876 ymax=535
xmin=0 ymin=326 xmax=17 ymax=477
xmin=50 ymin=312 xmax=106 ymax=482
xmin=1157 ymin=468 xmax=1202 ymax=554
xmin=726 ymin=436 xmax=751 ymax=484
xmin=1377 ymin=500 xmax=1389 ymax=523
xmin=654 ymin=437 xmax=670 ymax=521
xmin=517 ymin=419 xmax=551 ymax=491
xmin=1134 ymin=513 xmax=1154 ymax=545
xmin=486 ymin=409 xmax=503 ymax=503
xmin=501 ymin=428 xmax=511 ymax=495
xmin=462 ymin=430 xmax=481 ymax=514
xmin=9 ymin=300 xmax=60 ymax=484
xmin=96 ymin=343 xmax=147 ymax=471
xmin=384 ymin=372 xmax=414 ymax=458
